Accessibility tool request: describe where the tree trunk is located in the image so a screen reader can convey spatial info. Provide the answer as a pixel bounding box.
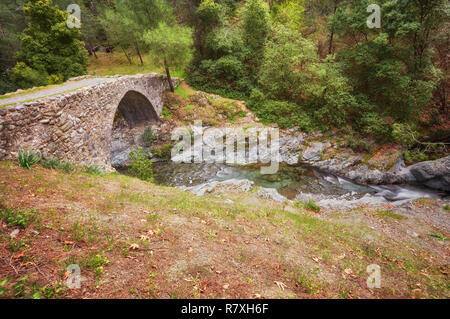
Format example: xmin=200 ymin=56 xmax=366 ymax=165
xmin=164 ymin=57 xmax=174 ymax=92
xmin=328 ymin=0 xmax=338 ymax=54
xmin=135 ymin=41 xmax=144 ymax=65
xmin=121 ymin=47 xmax=132 ymax=64
xmin=89 ymin=41 xmax=97 ymax=59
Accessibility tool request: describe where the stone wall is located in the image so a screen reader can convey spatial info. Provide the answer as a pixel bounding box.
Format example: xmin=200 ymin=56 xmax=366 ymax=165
xmin=0 ymin=74 xmax=176 ymax=169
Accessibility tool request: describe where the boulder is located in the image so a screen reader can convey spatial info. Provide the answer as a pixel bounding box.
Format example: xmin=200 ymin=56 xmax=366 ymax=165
xmin=408 ymin=155 xmax=450 ymax=191
xmin=302 ymin=142 xmax=329 ymax=162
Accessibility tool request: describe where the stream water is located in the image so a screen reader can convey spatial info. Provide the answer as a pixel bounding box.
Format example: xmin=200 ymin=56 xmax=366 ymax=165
xmin=150 ymin=162 xmax=449 ymax=206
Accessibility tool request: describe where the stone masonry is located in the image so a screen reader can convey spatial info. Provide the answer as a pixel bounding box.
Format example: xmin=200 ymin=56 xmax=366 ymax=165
xmin=0 ymin=74 xmax=177 ymax=170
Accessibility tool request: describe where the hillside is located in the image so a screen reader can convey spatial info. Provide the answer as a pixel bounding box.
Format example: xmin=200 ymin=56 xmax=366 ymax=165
xmin=0 ymin=161 xmax=448 ymax=299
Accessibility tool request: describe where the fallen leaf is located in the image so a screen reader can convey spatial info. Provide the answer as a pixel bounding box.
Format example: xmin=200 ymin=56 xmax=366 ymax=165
xmin=274 ymin=281 xmax=287 ymax=291
xmin=129 ymin=243 xmax=140 ymax=250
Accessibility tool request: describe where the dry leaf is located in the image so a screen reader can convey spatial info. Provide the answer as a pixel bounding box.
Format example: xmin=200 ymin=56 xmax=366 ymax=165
xmin=274 ymin=281 xmax=286 ymax=291
xmin=129 ymin=243 xmax=140 ymax=250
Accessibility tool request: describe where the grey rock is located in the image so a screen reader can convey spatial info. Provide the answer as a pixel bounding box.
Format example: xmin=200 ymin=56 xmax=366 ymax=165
xmin=408 ymin=156 xmax=450 ymax=191
xmin=302 ymin=142 xmax=327 ymax=162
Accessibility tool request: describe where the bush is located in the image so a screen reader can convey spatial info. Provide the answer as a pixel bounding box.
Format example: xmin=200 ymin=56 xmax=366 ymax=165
xmin=39 ymin=156 xmax=73 ymax=173
xmin=17 ymin=150 xmax=41 ymax=169
xmin=295 ymin=200 xmax=321 ymax=212
xmin=142 ymin=127 xmax=157 ymax=146
xmin=128 ymin=147 xmax=154 ymax=182
xmin=0 ymin=207 xmax=37 ymax=228
xmin=249 ymin=98 xmax=314 ymax=131
xmin=151 ymin=144 xmax=172 ymax=159
xmin=86 ymin=165 xmax=104 ymax=175
xmin=40 ymin=157 xmax=62 ymax=169
xmin=10 ymin=62 xmax=47 ymax=89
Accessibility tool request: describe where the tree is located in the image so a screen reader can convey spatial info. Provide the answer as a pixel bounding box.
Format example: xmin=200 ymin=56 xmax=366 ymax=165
xmin=0 ymin=0 xmax=27 ymax=94
xmin=332 ymin=0 xmax=444 ymax=125
xmin=12 ymin=0 xmax=88 ymax=89
xmin=144 ymin=22 xmax=193 ymax=92
xmin=271 ymin=0 xmax=306 ymax=32
xmin=242 ymin=0 xmax=271 ymax=61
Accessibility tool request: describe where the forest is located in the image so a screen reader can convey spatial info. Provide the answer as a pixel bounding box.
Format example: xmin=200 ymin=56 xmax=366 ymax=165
xmin=0 ymin=0 xmax=448 ymax=157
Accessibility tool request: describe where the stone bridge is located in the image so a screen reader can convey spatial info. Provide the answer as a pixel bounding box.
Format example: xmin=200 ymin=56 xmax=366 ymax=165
xmin=0 ymin=74 xmax=176 ymax=169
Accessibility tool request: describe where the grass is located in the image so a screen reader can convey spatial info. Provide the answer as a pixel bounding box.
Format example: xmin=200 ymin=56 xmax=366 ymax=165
xmin=40 ymin=157 xmax=74 ymax=173
xmin=0 ymin=84 xmax=59 ymax=100
xmin=429 ymin=233 xmax=447 ymax=241
xmin=0 ymin=160 xmax=449 ymax=299
xmin=85 ymin=165 xmax=104 ymax=176
xmin=0 ymin=87 xmax=87 ymax=108
xmin=0 ymin=207 xmax=37 ymax=228
xmin=174 ymin=84 xmax=195 ymax=100
xmin=376 ymin=210 xmax=407 ymax=220
xmin=295 ymin=200 xmax=321 ymax=212
xmin=17 ymin=150 xmax=41 ymax=169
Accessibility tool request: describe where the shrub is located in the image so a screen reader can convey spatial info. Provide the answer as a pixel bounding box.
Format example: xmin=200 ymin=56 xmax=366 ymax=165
xmin=295 ymin=200 xmax=321 ymax=212
xmin=128 ymin=147 xmax=154 ymax=182
xmin=17 ymin=150 xmax=41 ymax=169
xmin=9 ymin=62 xmax=47 ymax=89
xmin=249 ymin=98 xmax=314 ymax=131
xmin=86 ymin=165 xmax=104 ymax=175
xmin=142 ymin=127 xmax=157 ymax=146
xmin=151 ymin=144 xmax=172 ymax=159
xmin=40 ymin=157 xmax=62 ymax=169
xmin=0 ymin=207 xmax=37 ymax=228
xmin=39 ymin=156 xmax=73 ymax=173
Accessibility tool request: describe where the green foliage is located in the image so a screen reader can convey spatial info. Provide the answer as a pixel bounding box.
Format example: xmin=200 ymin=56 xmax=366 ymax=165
xmin=144 ymin=22 xmax=193 ymax=69
xmin=402 ymin=149 xmax=430 ymax=164
xmin=9 ymin=62 xmax=47 ymax=89
xmin=242 ymin=0 xmax=271 ymax=58
xmin=86 ymin=165 xmax=104 ymax=176
xmin=84 ymin=253 xmax=109 ymax=278
xmin=128 ymin=147 xmax=154 ymax=182
xmin=11 ymin=0 xmax=88 ymax=89
xmin=151 ymin=143 xmax=172 ymax=159
xmin=161 ymin=107 xmax=172 ymax=120
xmin=197 ymin=0 xmax=224 ymax=27
xmin=40 ymin=157 xmax=62 ymax=169
xmin=271 ymin=0 xmax=305 ymax=31
xmin=249 ymin=94 xmax=313 ymax=131
xmin=429 ymin=232 xmax=447 ymax=242
xmin=142 ymin=127 xmax=157 ymax=146
xmin=0 ymin=207 xmax=37 ymax=228
xmin=17 ymin=150 xmax=41 ymax=169
xmin=376 ymin=210 xmax=407 ymax=220
xmin=295 ymin=200 xmax=321 ymax=212
xmin=144 ymin=22 xmax=193 ymax=90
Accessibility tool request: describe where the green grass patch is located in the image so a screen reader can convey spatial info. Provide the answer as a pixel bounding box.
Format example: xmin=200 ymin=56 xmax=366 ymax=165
xmin=376 ymin=210 xmax=407 ymax=220
xmin=174 ymin=85 xmax=195 ymax=100
xmin=295 ymin=200 xmax=321 ymax=212
xmin=0 ymin=207 xmax=38 ymax=228
xmin=17 ymin=150 xmax=41 ymax=169
xmin=429 ymin=232 xmax=447 ymax=241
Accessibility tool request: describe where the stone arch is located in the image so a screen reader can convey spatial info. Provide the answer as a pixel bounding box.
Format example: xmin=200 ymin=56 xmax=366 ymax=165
xmin=116 ymin=90 xmax=159 ymax=127
xmin=109 ymin=89 xmax=160 ymax=168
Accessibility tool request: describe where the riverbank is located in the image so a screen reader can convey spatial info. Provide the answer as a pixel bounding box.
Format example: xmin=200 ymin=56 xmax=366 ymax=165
xmin=0 ymin=161 xmax=448 ymax=298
